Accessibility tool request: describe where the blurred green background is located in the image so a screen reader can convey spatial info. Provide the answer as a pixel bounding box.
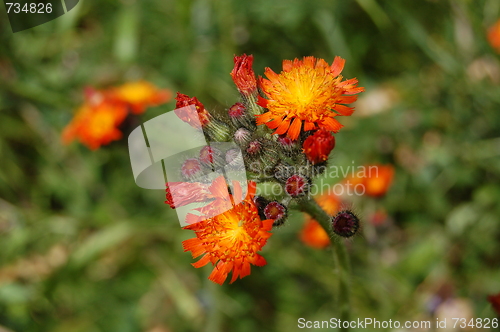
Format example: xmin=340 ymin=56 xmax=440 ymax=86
xmin=1 ymin=0 xmax=500 ymax=331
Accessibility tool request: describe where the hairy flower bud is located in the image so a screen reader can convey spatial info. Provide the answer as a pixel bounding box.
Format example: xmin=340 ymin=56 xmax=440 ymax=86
xmin=285 ymin=174 xmax=310 ymax=197
xmin=206 ymin=119 xmax=232 ymax=142
xmin=174 ymin=92 xmax=211 ymax=128
xmin=264 ymin=201 xmax=287 ymax=226
xmin=199 ymin=146 xmax=223 ymax=167
xmin=246 ymin=140 xmax=262 ymax=156
xmin=302 ymin=129 xmax=336 ymax=164
xmin=234 ymin=128 xmax=252 ymax=146
xmin=253 ymin=195 xmax=270 ymax=220
xmin=331 ymin=210 xmax=360 ymax=238
xmin=181 ymin=158 xmax=203 ymax=180
xmin=231 ymin=54 xmax=258 ymax=96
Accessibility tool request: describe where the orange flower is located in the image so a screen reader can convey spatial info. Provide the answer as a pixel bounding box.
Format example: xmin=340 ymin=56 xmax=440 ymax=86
xmin=182 ymin=180 xmax=274 ymax=285
xmin=63 ymin=82 xmax=171 ymax=149
xmin=113 ymin=81 xmax=172 ymax=114
xmin=231 ymin=54 xmax=258 ymax=96
xmin=346 ymin=164 xmax=394 ymax=197
xmin=302 ymin=129 xmax=336 ymax=164
xmin=300 ymin=193 xmax=340 ymax=249
xmin=488 ymin=19 xmax=500 ymax=53
xmin=300 ymin=220 xmax=331 ymax=249
xmin=62 ymin=92 xmax=128 ymax=150
xmin=174 ymin=92 xmax=211 ymax=128
xmin=256 ymin=56 xmax=364 ymax=140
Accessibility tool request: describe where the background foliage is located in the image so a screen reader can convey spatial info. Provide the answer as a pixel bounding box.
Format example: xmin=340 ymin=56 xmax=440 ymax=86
xmin=1 ymin=0 xmax=499 ymax=331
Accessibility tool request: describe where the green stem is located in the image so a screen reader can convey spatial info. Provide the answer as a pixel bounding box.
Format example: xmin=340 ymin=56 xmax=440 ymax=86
xmin=296 ymin=198 xmax=352 ymax=331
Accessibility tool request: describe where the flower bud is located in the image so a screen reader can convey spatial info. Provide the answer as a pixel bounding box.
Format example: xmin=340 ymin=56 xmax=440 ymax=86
xmin=199 ymin=146 xmax=223 ymax=167
xmin=181 ymin=158 xmax=203 ymax=180
xmin=174 ymin=92 xmax=211 ymax=128
xmin=253 ymin=195 xmax=270 ymax=220
xmin=302 ymin=129 xmax=336 ymax=165
xmin=206 ymin=119 xmax=232 ymax=141
xmin=331 ymin=210 xmax=360 ymax=238
xmin=246 ymin=140 xmax=262 ymax=156
xmin=285 ymin=174 xmax=310 ymax=198
xmin=234 ymin=128 xmax=252 ymax=146
xmin=231 ymin=54 xmax=257 ymax=97
xmin=263 ymin=201 xmax=287 ymax=226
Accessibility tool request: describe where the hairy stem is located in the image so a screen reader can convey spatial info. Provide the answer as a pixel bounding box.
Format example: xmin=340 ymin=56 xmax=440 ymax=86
xmin=296 ymin=198 xmax=352 ymax=331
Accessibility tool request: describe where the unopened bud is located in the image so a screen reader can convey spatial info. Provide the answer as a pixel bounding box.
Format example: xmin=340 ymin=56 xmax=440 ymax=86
xmin=331 ymin=210 xmax=360 ymax=238
xmin=285 ymin=174 xmax=310 ymax=198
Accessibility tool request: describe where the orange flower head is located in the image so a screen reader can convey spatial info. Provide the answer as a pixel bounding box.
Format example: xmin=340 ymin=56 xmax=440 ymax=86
xmin=315 ymin=193 xmax=341 ymax=216
xmin=174 ymin=92 xmax=211 ymax=128
xmin=299 ymin=193 xmax=340 ymax=249
xmin=488 ymin=19 xmax=500 ymax=53
xmin=349 ymin=164 xmax=395 ymax=197
xmin=182 ymin=180 xmax=274 ymax=285
xmin=62 ymin=98 xmax=128 ymax=150
xmin=231 ymin=54 xmax=257 ymax=96
xmin=113 ymin=81 xmax=172 ymax=114
xmin=256 ymin=56 xmax=364 ymax=140
xmin=300 ymin=220 xmax=330 ymax=249
xmin=302 ymin=129 xmax=336 ymax=164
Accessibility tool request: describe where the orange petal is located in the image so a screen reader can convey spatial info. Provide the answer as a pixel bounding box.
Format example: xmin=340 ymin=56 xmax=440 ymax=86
xmin=333 ymin=104 xmax=355 ymax=116
xmin=255 ymin=110 xmax=273 ymax=125
xmin=304 ymin=121 xmax=316 ymax=131
xmin=330 ymin=56 xmax=345 ymax=77
xmin=274 ymin=118 xmax=291 ymax=135
xmin=192 ymin=254 xmax=211 ymax=268
xmin=321 ymin=117 xmax=344 ymax=132
xmin=287 ymin=117 xmax=302 ymax=140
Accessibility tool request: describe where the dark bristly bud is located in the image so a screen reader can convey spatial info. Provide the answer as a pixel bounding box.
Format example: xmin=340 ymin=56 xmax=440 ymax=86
xmin=253 ymin=195 xmax=270 ymax=220
xmin=181 ymin=158 xmax=203 ymax=180
xmin=264 ymin=201 xmax=287 ymax=226
xmin=246 ymin=140 xmax=262 ymax=156
xmin=234 ymin=127 xmax=252 ymax=146
xmin=331 ymin=210 xmax=360 ymax=238
xmin=302 ymin=129 xmax=336 ymax=165
xmin=285 ymin=174 xmax=310 ymax=198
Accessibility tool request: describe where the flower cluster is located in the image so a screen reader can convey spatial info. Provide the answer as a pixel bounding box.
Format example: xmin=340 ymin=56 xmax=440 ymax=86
xmin=63 ymin=81 xmax=171 ymax=149
xmin=170 ymin=54 xmax=363 ymax=284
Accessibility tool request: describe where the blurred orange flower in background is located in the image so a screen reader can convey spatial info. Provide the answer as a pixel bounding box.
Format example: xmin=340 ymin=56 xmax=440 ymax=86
xmin=345 ymin=164 xmax=395 ymax=197
xmin=62 ymin=81 xmax=171 ymax=150
xmin=113 ymin=81 xmax=172 ymax=114
xmin=487 ymin=19 xmax=500 ymax=53
xmin=300 ymin=193 xmax=341 ymax=249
